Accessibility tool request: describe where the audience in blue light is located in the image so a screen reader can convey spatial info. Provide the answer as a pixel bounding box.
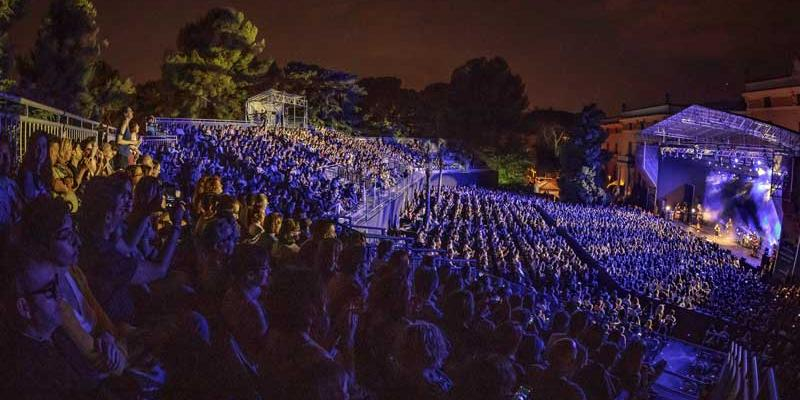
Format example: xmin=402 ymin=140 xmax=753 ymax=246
xmin=0 ymin=119 xmax=798 ymax=399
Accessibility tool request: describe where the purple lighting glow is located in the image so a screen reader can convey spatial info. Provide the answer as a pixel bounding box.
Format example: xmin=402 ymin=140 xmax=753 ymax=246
xmin=703 ymin=169 xmax=782 ymax=246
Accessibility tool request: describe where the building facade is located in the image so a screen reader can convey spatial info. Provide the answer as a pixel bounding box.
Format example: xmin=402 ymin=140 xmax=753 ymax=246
xmin=601 ymin=104 xmax=685 ymax=199
xmin=743 ymin=59 xmax=800 ymax=131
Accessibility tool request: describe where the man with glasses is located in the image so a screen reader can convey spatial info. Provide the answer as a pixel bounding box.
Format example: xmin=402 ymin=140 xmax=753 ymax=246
xmin=2 ymin=258 xmax=96 ymax=399
xmin=18 ymin=196 xmax=127 ymax=375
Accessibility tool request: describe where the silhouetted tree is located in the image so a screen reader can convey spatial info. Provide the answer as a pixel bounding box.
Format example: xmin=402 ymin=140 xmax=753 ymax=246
xmin=558 ymin=104 xmax=611 ymax=204
xmin=358 ymin=76 xmax=419 ymax=136
xmin=417 ymin=82 xmax=449 ymax=138
xmin=89 ymin=60 xmax=135 ymax=125
xmin=135 ymin=80 xmax=172 ymax=119
xmin=0 ymin=0 xmax=25 ymax=90
xmin=162 ymin=7 xmax=271 ymax=118
xmin=446 ymin=57 xmax=528 ymax=145
xmin=17 ymin=0 xmax=101 ymax=116
xmin=525 ymin=109 xmax=575 ymax=173
xmin=278 ymin=62 xmax=365 ymax=131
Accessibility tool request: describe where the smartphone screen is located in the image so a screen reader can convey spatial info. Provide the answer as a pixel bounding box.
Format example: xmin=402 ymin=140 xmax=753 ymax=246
xmin=513 ymin=385 xmax=531 ymax=400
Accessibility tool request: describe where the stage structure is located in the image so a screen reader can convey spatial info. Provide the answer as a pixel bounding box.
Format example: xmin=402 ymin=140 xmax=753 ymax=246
xmin=245 ymin=89 xmax=307 ymax=129
xmin=641 ymin=105 xmax=800 ymax=279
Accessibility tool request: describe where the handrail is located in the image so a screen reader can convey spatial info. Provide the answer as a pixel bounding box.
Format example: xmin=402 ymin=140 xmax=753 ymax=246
xmin=154 ymin=117 xmax=259 ymax=126
xmin=318 ymin=162 xmax=345 ymax=171
xmin=142 ymin=135 xmax=178 ymax=141
xmin=0 ymin=92 xmax=100 ymax=126
xmin=0 ymin=95 xmax=104 ymax=162
xmin=347 ymin=224 xmax=387 ymax=236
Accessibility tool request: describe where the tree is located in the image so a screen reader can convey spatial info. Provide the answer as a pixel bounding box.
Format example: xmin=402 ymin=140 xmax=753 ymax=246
xmin=162 ymin=7 xmax=271 ymax=119
xmin=0 ymin=0 xmax=24 ymax=91
xmin=89 ymin=60 xmax=135 ymax=125
xmin=358 ymin=76 xmax=419 ymax=136
xmin=134 ymin=80 xmax=173 ymax=119
xmin=525 ymin=109 xmax=575 ymax=173
xmin=278 ymin=62 xmax=365 ymax=131
xmin=542 ymin=123 xmax=569 ymax=157
xmin=416 ymin=82 xmax=449 ymax=138
xmin=17 ymin=0 xmax=101 ymax=116
xmin=446 ymin=57 xmax=528 ymax=145
xmin=558 ymin=104 xmax=611 ymax=204
xmin=478 ymin=147 xmax=534 ymax=186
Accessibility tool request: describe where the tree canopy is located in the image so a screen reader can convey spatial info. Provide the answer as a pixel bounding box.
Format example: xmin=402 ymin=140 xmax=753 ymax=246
xmin=415 ymin=82 xmax=449 ymax=138
xmin=89 ymin=60 xmax=135 ymax=125
xmin=277 ymin=62 xmax=365 ymax=132
xmin=557 ymin=104 xmax=611 ymax=204
xmin=525 ymin=109 xmax=576 ymax=173
xmin=479 ymin=147 xmax=534 ymax=186
xmin=162 ymin=7 xmax=271 ymax=119
xmin=445 ymin=57 xmax=528 ymax=146
xmin=17 ymin=0 xmax=101 ymax=116
xmin=0 ymin=0 xmax=25 ymax=91
xmin=358 ymin=76 xmax=419 ymax=137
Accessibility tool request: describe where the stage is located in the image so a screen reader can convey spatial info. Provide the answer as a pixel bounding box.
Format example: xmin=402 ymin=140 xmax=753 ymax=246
xmin=675 ymin=222 xmax=762 ymax=268
xmin=639 ymin=105 xmax=799 ymax=277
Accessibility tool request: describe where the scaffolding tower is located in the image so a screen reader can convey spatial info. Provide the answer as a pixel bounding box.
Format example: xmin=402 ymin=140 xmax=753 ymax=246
xmin=245 ymin=89 xmax=308 ymax=128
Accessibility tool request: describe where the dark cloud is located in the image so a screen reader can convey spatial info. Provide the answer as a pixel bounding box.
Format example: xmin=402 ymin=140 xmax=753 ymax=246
xmin=9 ymin=0 xmax=800 ymax=114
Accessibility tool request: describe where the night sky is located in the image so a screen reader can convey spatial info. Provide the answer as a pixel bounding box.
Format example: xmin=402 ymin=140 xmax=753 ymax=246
xmin=10 ymin=0 xmax=800 ymax=115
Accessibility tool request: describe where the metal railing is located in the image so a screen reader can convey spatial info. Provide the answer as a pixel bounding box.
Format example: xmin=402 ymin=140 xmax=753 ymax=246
xmin=0 ymin=92 xmax=110 ymax=161
xmin=351 ymin=169 xmax=425 ymax=225
xmin=154 ymin=117 xmax=260 ymax=128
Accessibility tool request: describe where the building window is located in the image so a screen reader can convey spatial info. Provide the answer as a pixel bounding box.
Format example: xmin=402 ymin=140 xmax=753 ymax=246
xmin=763 ymin=97 xmax=772 ymax=107
xmin=627 ymin=142 xmax=632 ymax=156
xmin=614 ymin=143 xmax=619 ymax=155
xmin=796 ymin=94 xmax=800 ymax=105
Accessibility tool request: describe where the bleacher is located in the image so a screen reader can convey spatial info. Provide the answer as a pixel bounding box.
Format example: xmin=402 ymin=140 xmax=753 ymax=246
xmin=709 ymin=342 xmax=779 ymax=400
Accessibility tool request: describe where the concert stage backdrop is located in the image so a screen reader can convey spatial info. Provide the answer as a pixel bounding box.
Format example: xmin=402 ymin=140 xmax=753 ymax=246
xmin=655 ymin=156 xmax=782 ymax=246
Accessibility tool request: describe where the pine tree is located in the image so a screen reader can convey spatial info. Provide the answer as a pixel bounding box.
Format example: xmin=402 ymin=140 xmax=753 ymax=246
xmin=162 ymin=7 xmax=271 ymax=119
xmin=18 ymin=0 xmax=101 ymax=116
xmin=89 ymin=60 xmax=135 ymax=125
xmin=0 ymin=0 xmax=25 ymax=91
xmin=278 ymin=62 xmax=365 ymax=132
xmin=558 ymin=104 xmax=611 ymax=204
xmin=446 ymin=57 xmax=528 ymax=145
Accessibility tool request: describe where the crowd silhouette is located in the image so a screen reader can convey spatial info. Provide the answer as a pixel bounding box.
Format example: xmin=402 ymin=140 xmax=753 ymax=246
xmin=0 ymin=110 xmax=798 ymax=399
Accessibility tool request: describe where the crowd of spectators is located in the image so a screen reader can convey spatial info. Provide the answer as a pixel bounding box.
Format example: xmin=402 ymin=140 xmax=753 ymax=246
xmin=3 ymin=112 xmax=674 ymax=399
xmin=142 ymin=121 xmax=433 ymax=220
xmin=2 ymin=104 xmax=798 ymax=398
xmin=404 ymin=186 xmax=800 ymax=397
xmin=529 ymin=198 xmax=800 ymax=397
xmin=532 ymin=201 xmax=773 ymax=324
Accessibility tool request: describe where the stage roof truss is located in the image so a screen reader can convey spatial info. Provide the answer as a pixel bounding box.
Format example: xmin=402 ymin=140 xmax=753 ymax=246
xmin=246 ymin=89 xmax=307 ymax=107
xmin=641 ymin=105 xmax=800 ymax=155
xmin=245 ymin=89 xmax=308 ymax=128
